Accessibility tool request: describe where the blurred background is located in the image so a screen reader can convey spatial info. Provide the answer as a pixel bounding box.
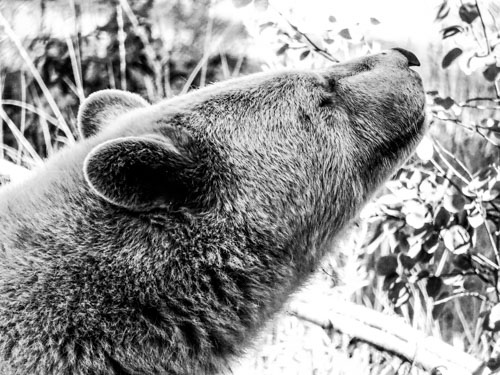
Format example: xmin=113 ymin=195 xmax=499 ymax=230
xmin=1 ymin=0 xmax=500 ymax=374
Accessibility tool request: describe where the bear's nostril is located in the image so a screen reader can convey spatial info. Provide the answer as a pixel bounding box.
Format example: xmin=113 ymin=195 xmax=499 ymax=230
xmin=391 ymin=48 xmax=420 ymax=67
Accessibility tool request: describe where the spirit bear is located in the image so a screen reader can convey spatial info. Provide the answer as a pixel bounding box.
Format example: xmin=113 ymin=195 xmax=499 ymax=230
xmin=0 ymin=49 xmax=425 ymax=374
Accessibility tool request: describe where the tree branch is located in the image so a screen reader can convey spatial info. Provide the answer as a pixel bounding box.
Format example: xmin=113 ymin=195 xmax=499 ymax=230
xmin=271 ymin=7 xmax=339 ymax=63
xmin=288 ymin=299 xmax=486 ymax=375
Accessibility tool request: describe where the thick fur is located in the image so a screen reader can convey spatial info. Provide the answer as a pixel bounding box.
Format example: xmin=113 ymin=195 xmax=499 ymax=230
xmin=0 ymin=50 xmax=426 ymax=375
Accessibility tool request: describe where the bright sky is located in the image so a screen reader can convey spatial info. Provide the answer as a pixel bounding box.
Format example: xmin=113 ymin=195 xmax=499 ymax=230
xmin=212 ymin=0 xmax=444 ymax=69
xmin=269 ymin=0 xmax=441 ymax=44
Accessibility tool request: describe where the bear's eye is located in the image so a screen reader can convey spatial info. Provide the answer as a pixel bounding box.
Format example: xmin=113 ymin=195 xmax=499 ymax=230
xmin=356 ymin=63 xmax=371 ymax=73
xmin=319 ymin=95 xmax=335 ymax=107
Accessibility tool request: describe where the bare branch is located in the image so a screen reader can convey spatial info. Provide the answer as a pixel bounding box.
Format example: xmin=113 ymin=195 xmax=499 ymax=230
xmin=289 ymin=299 xmax=485 ymax=375
xmin=271 ymin=7 xmax=339 ymax=63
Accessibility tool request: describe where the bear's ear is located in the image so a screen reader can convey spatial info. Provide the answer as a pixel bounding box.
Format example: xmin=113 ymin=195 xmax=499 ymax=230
xmin=77 ymin=90 xmax=150 ymax=139
xmin=83 ymin=128 xmax=203 ymax=211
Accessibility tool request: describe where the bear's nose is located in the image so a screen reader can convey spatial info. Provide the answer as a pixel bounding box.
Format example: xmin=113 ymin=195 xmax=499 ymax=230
xmin=391 ymin=48 xmax=420 ymax=67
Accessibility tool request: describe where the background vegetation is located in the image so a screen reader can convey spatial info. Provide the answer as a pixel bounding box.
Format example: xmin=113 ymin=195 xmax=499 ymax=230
xmin=1 ymin=0 xmax=500 ymax=374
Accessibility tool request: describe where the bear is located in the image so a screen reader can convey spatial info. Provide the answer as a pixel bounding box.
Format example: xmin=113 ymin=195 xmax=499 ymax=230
xmin=0 ymin=48 xmax=425 ymax=375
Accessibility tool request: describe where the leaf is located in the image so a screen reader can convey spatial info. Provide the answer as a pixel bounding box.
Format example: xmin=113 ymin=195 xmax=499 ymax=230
xmin=420 ymin=178 xmax=438 ymax=202
xmin=453 ymin=254 xmax=472 ymax=270
xmin=442 ymin=272 xmax=465 ymax=287
xmin=465 ymin=167 xmax=493 ymax=197
xmin=468 ymin=211 xmax=484 ymax=228
xmin=486 ymin=130 xmax=500 ymax=144
xmin=434 ymin=206 xmax=451 ymax=229
xmin=395 ymin=235 xmax=410 ymax=253
xmin=443 ymin=191 xmax=466 ymax=213
xmin=423 ymin=232 xmax=440 ymax=254
xmin=415 ymin=136 xmax=434 ymax=162
xmin=232 ymin=0 xmax=252 ymax=8
xmin=370 ymin=17 xmax=380 ymax=25
xmin=328 ymin=15 xmax=337 ymax=23
xmin=432 ymin=291 xmax=449 ymax=319
xmin=388 ymin=282 xmax=410 ymax=307
xmin=436 ymin=1 xmax=450 ymax=20
xmin=485 ymin=178 xmax=500 ymax=201
xmin=376 ymin=255 xmax=398 ymax=276
xmin=276 ymin=43 xmax=289 ymax=56
xmin=299 ymin=50 xmax=311 ymax=60
xmin=441 ymin=25 xmax=464 ymax=39
xmin=457 ymin=210 xmax=469 ymax=228
xmin=339 ymin=28 xmax=352 ymax=40
xmin=442 ymin=225 xmax=471 ymax=254
xmin=259 ymin=22 xmax=275 ymax=32
xmin=416 ymin=248 xmax=434 ymax=263
xmin=434 ymin=96 xmax=456 ymax=110
xmin=481 ymin=118 xmax=500 ymax=128
xmin=442 ymin=48 xmax=463 ymax=69
xmin=254 ymin=0 xmax=269 ymax=11
xmin=487 ymin=357 xmax=500 ymax=371
xmin=398 ymin=253 xmax=416 ymax=270
xmin=414 ymin=222 xmax=432 ymax=236
xmin=483 ymin=64 xmax=500 ymax=82
xmin=416 ymin=269 xmax=430 ymax=281
xmin=484 ymin=304 xmax=500 ymax=332
xmin=383 ymin=272 xmax=399 ymax=291
xmin=463 ymin=276 xmax=483 ymax=292
xmin=402 ymin=200 xmax=429 ymax=229
xmin=426 ymin=276 xmax=443 ymax=298
xmin=459 ymin=3 xmax=479 ymax=24
xmin=406 ymin=169 xmax=423 ymax=188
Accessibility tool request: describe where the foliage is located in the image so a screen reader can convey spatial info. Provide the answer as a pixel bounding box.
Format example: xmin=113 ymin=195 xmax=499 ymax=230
xmin=234 ymin=0 xmax=500 ymax=369
xmin=363 ymin=0 xmax=500 ymax=369
xmin=0 ymin=0 xmax=252 ymax=158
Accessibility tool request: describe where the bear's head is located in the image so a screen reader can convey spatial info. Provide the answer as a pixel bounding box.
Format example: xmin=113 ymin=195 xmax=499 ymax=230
xmin=0 ymin=48 xmax=425 ymax=374
xmin=81 ymin=48 xmax=424 ymax=236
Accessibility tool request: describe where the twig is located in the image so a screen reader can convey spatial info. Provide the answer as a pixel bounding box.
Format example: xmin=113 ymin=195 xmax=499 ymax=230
xmin=433 ymin=138 xmax=474 ymax=181
xmin=464 ymin=97 xmax=500 ymax=104
xmin=433 ymin=291 xmax=490 ymax=305
xmin=429 ymin=158 xmax=473 ymax=203
xmin=431 ymin=138 xmax=471 ymax=184
xmin=475 ymin=0 xmax=492 ymax=55
xmin=289 ymin=299 xmax=485 ymax=375
xmin=459 ymin=103 xmax=500 ymax=110
xmin=271 ymin=7 xmax=339 ymax=63
xmin=432 ymin=113 xmax=500 ymax=147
